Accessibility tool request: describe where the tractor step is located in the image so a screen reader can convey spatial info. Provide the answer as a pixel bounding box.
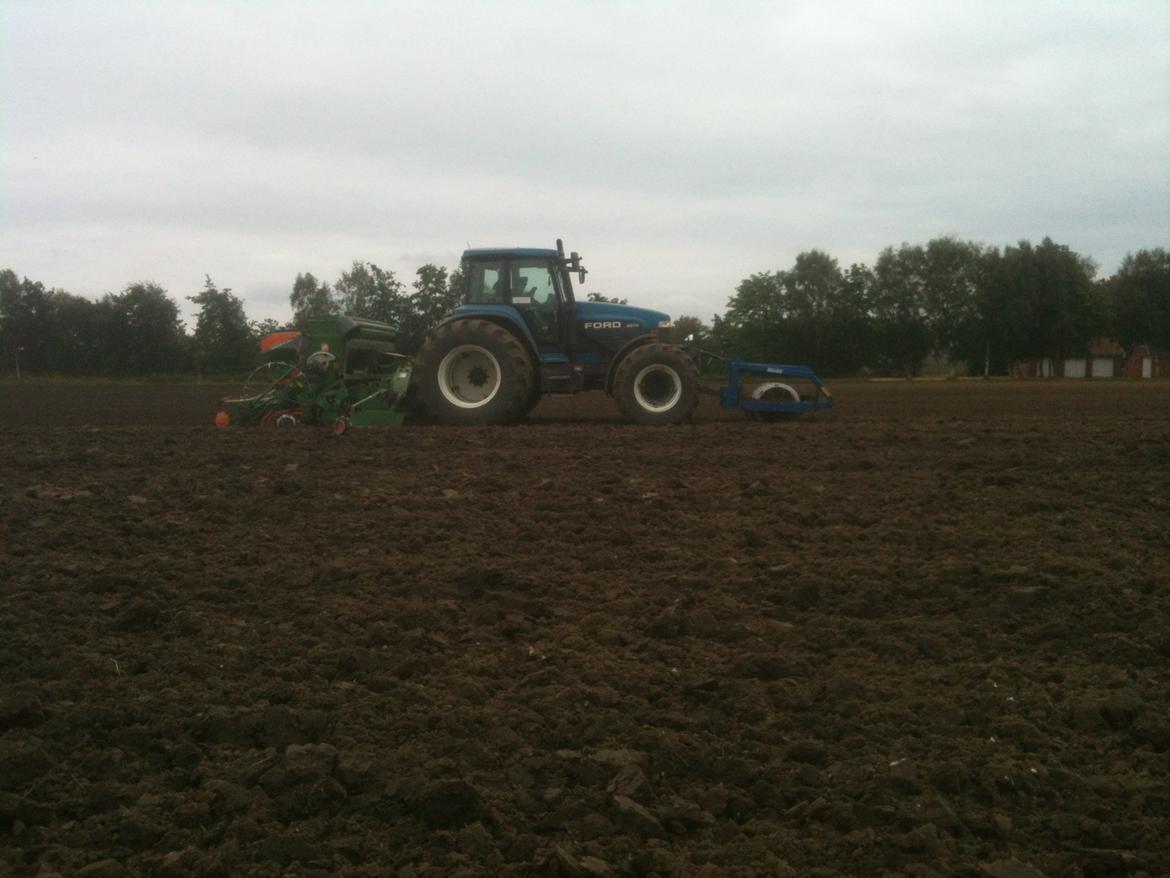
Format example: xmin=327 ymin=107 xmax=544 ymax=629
xmin=540 ymin=363 xmax=584 ymax=394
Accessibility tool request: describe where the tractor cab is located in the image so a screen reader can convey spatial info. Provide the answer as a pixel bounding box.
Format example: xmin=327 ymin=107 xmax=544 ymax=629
xmin=461 ymin=247 xmax=571 ymax=353
xmin=456 ymin=240 xmax=671 ymax=394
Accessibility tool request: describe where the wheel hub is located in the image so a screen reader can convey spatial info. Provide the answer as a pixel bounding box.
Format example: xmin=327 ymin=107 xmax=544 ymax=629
xmin=633 ymin=364 xmax=683 ymax=412
xmin=437 ymin=345 xmax=502 ymax=409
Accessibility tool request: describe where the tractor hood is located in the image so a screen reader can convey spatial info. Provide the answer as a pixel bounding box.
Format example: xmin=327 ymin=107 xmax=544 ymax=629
xmin=576 ymin=299 xmax=672 ymax=330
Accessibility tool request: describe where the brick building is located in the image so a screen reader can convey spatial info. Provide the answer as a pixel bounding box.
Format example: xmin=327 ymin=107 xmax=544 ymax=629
xmin=1013 ymin=339 xmax=1164 ymax=379
xmin=1125 ymin=343 xmax=1166 ymax=379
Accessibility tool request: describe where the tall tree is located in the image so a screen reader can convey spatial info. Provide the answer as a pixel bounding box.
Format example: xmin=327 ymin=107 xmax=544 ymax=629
xmin=290 ymin=272 xmax=337 ymax=328
xmin=977 ymin=238 xmax=1102 ymax=370
xmin=721 ymin=271 xmax=785 ymax=363
xmin=723 ymin=252 xmax=871 ymax=375
xmin=872 ymin=245 xmax=932 ymax=376
xmin=831 ymin=262 xmax=877 ymax=374
xmin=776 ymin=249 xmax=845 ymax=368
xmin=398 ymin=264 xmax=461 ymax=354
xmin=919 ymin=237 xmax=985 ymax=364
xmin=1106 ymin=248 xmax=1170 ymax=351
xmin=333 ymin=261 xmax=404 ymax=325
xmin=188 ymin=276 xmax=255 ymax=373
xmin=101 ymin=281 xmax=186 ymax=373
xmin=47 ymin=291 xmax=106 ymax=374
xmin=707 ymin=313 xmax=730 ymax=355
xmin=0 ymin=270 xmax=55 ymax=373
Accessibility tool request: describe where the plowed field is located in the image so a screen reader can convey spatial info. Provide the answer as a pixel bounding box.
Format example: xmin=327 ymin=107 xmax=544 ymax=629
xmin=1 ymin=380 xmax=1168 ymax=878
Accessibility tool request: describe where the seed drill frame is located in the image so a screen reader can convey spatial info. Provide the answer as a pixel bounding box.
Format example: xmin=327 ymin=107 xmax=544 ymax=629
xmin=215 ymin=315 xmax=413 ymax=433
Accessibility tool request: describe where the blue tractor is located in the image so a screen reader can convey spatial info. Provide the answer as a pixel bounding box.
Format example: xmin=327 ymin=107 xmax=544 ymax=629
xmin=413 ymin=240 xmax=833 ymax=425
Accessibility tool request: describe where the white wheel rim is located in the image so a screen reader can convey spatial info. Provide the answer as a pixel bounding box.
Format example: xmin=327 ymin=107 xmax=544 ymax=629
xmin=753 ymin=382 xmax=799 ymax=404
xmin=633 ymin=364 xmax=682 ymax=413
xmin=437 ymin=344 xmax=502 ymax=409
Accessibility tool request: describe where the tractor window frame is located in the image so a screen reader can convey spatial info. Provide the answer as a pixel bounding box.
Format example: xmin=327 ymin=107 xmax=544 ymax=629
xmin=504 ymin=257 xmax=567 ymax=349
xmin=507 ymin=259 xmax=560 ymax=308
xmin=466 ymin=260 xmax=507 ymax=305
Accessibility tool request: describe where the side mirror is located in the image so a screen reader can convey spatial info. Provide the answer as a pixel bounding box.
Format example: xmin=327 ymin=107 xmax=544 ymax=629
xmin=569 ymin=251 xmax=587 ymax=284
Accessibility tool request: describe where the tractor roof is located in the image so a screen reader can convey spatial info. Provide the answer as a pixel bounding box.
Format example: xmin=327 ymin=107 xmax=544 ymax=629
xmin=462 ymin=247 xmax=559 ymax=260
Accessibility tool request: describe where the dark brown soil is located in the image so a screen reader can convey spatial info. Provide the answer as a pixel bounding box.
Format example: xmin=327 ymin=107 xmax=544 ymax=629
xmin=1 ymin=379 xmax=1168 ymax=877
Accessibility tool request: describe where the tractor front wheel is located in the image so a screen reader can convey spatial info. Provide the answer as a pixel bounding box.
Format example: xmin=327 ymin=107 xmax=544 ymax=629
xmin=613 ymin=343 xmax=699 ymax=425
xmin=415 ymin=320 xmax=534 ymax=425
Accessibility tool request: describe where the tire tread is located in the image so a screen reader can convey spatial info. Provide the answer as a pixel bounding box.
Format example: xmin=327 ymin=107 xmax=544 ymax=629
xmin=415 ymin=319 xmax=534 ymax=425
xmin=613 ymin=343 xmax=699 ymax=425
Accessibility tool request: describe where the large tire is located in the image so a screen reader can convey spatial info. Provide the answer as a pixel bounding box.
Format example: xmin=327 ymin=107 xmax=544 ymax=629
xmin=415 ymin=320 xmax=534 ymax=425
xmin=518 ymin=381 xmax=543 ymax=420
xmin=613 ymin=343 xmax=699 ymax=425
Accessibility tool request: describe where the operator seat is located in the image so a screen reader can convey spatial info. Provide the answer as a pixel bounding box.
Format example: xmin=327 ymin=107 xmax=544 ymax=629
xmin=488 ymin=278 xmax=506 ymax=303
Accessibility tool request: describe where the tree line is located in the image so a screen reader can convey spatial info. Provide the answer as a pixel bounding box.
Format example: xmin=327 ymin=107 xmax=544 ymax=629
xmin=0 ymin=262 xmax=462 ymax=376
xmin=684 ymin=239 xmax=1168 ymax=376
xmin=1 ymin=239 xmax=1166 ymax=377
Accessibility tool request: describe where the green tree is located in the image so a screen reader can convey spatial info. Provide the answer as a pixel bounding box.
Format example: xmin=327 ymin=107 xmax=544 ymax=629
xmin=721 ymin=271 xmax=785 ymax=363
xmin=722 ymin=251 xmax=873 ymax=375
xmin=101 ymin=281 xmax=186 ymax=373
xmin=398 ymin=263 xmax=461 ymax=354
xmin=188 ymin=276 xmax=255 ymax=374
xmin=777 ymin=250 xmax=844 ymax=367
xmin=290 ymin=272 xmax=337 ymax=328
xmin=334 ymin=261 xmax=404 ymax=325
xmin=831 ymin=263 xmax=877 ymax=374
xmin=976 ymin=238 xmax=1102 ymax=371
xmin=47 ymin=291 xmax=106 ymax=374
xmin=872 ymin=245 xmax=932 ymax=376
xmin=251 ymin=317 xmax=282 ymax=338
xmin=1106 ymin=248 xmax=1170 ymax=350
xmin=707 ymin=313 xmax=731 ymax=355
xmin=669 ymin=315 xmax=710 ymax=346
xmin=919 ymin=237 xmax=985 ymax=364
xmin=0 ymin=269 xmax=55 ymax=373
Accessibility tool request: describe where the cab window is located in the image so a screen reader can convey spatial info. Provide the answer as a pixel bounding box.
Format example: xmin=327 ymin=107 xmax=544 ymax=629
xmin=510 ymin=261 xmax=557 ymax=305
xmin=468 ymin=261 xmax=506 ymax=304
xmin=509 ymin=260 xmax=560 ymax=345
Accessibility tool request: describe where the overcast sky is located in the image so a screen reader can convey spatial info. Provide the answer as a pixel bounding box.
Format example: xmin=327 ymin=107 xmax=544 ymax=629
xmin=3 ymin=1 xmax=1168 ymax=325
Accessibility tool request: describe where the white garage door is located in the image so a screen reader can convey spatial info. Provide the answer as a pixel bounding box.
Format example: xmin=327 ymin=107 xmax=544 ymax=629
xmin=1064 ymin=358 xmax=1086 ymax=378
xmin=1142 ymin=357 xmax=1152 ymax=379
xmin=1091 ymin=357 xmax=1113 ymax=378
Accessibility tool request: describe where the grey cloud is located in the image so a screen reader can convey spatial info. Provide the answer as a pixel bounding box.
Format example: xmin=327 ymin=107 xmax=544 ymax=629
xmin=3 ymin=0 xmax=1167 ymax=325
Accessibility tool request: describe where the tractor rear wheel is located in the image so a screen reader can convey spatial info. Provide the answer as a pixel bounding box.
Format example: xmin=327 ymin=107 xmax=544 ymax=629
xmin=416 ymin=319 xmax=534 ymax=425
xmin=518 ymin=382 xmax=543 ymax=420
xmin=613 ymin=343 xmax=699 ymax=425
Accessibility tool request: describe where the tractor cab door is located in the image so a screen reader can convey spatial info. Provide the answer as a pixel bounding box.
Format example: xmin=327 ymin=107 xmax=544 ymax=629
xmin=508 ymin=259 xmax=569 ymax=353
xmin=467 ymin=260 xmax=507 ymax=305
